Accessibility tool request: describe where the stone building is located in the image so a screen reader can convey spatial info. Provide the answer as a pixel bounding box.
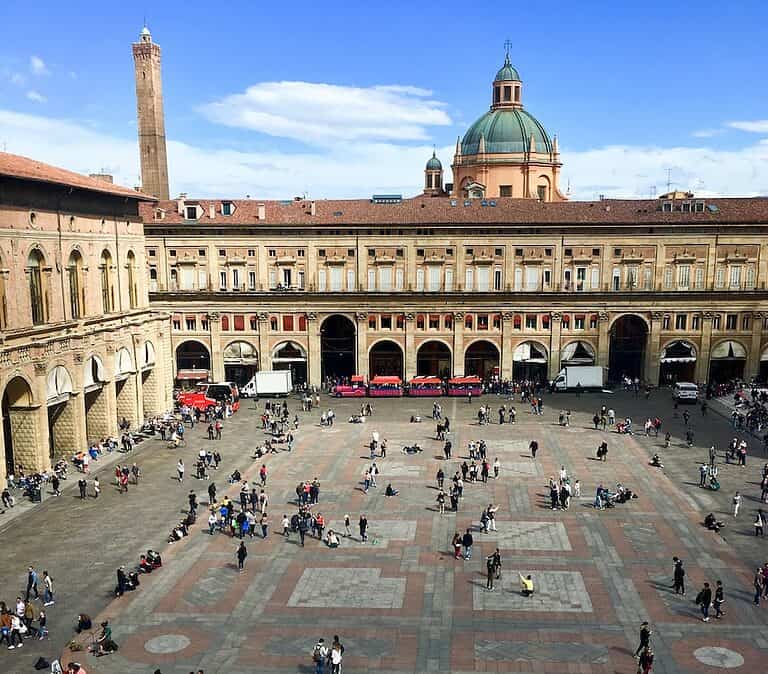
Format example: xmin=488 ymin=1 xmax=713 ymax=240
xmin=0 ymin=153 xmax=172 ymax=483
xmin=142 ymin=193 xmax=768 ymax=390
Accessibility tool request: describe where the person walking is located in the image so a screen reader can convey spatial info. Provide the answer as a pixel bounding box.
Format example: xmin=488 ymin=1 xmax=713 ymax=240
xmin=436 ymin=490 xmax=446 ymax=515
xmin=312 ymin=638 xmax=329 ymax=674
xmin=260 ymin=512 xmax=269 ymax=538
xmin=755 ymin=510 xmax=765 ymax=537
xmin=673 ymin=558 xmax=686 ymax=595
xmin=236 ymin=541 xmax=248 ymax=572
xmin=696 ymin=581 xmax=713 ymax=622
xmin=713 ymin=580 xmax=725 ymax=618
xmin=462 ymin=528 xmax=473 ymax=560
xmin=359 ymin=514 xmax=368 ymax=542
xmin=344 ymin=514 xmax=351 ymax=538
xmin=733 ymin=491 xmax=742 ymax=517
xmin=529 ymin=440 xmax=538 ymax=459
xmin=26 ymin=566 xmax=39 ymax=601
xmin=78 ymin=478 xmax=87 ymax=499
xmin=493 ymin=457 xmax=500 ymax=479
xmin=634 ymin=621 xmax=652 ymax=658
xmin=754 ymin=568 xmax=764 ymax=606
xmin=485 ymin=553 xmax=496 ymax=590
xmin=42 ymin=570 xmax=54 ymax=606
xmin=177 ymin=459 xmax=185 ymax=483
xmin=638 ymin=645 xmax=654 ymax=674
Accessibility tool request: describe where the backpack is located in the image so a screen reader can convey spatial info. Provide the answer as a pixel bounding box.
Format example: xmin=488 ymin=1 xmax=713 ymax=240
xmin=312 ymin=645 xmax=322 ymax=662
xmin=34 ymin=657 xmax=50 ymax=670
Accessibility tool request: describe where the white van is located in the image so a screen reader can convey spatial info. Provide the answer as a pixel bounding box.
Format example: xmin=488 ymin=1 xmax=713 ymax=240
xmin=673 ymin=382 xmax=699 ymax=403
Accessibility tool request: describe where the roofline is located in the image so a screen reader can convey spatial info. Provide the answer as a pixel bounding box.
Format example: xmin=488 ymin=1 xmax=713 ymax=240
xmin=3 ymin=172 xmax=157 ymax=201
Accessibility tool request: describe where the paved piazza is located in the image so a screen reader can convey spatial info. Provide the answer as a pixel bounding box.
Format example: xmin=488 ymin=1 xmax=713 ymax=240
xmin=1 ymin=390 xmax=768 ymax=673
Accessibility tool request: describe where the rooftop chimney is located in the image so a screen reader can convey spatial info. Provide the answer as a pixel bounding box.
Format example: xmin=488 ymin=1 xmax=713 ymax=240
xmin=209 ymin=203 xmax=216 ymax=219
xmin=257 ymin=204 xmax=266 ymax=221
xmin=89 ymin=173 xmax=114 ymax=184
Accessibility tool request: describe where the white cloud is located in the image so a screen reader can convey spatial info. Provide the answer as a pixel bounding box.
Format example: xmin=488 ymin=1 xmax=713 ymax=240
xmin=691 ymin=128 xmax=722 ymax=138
xmin=0 ymin=109 xmax=766 ymax=202
xmin=10 ymin=72 xmax=25 ymax=86
xmin=200 ymin=81 xmax=452 ymax=145
xmin=29 ymin=56 xmax=48 ymax=76
xmin=727 ymin=120 xmax=768 ymax=133
xmin=25 ymin=91 xmax=47 ymax=103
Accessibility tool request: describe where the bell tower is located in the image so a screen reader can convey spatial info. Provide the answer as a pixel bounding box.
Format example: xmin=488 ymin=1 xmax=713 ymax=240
xmin=132 ymin=26 xmax=170 ymax=200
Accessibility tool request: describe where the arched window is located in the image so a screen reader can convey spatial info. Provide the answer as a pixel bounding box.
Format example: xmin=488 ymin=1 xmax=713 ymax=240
xmin=416 ymin=314 xmax=425 ymax=330
xmin=221 ymin=315 xmax=230 ymax=331
xmin=100 ymin=250 xmax=114 ymax=313
xmin=127 ymin=251 xmax=138 ymax=309
xmin=465 ymin=314 xmax=473 ymax=330
xmin=67 ymin=250 xmax=85 ymax=319
xmin=444 ymin=314 xmax=453 ymax=329
xmin=270 ymin=316 xmax=278 ymax=331
xmin=148 ymin=267 xmax=158 ymax=292
xmin=27 ymin=249 xmax=47 ymax=324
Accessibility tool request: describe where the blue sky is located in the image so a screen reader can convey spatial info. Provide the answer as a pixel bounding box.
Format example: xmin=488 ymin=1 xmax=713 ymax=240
xmin=1 ymin=0 xmax=766 ymax=199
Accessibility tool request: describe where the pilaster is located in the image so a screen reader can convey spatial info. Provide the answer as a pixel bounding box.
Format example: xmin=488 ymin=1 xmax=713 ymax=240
xmin=355 ymin=311 xmax=368 ymax=377
xmin=597 ymin=312 xmax=610 ymax=371
xmin=548 ymin=312 xmax=562 ymax=379
xmin=404 ymin=313 xmax=416 ymax=380
xmin=747 ymin=312 xmax=763 ymax=380
xmin=209 ymin=312 xmax=225 ymax=381
xmin=696 ymin=312 xmax=714 ymax=383
xmin=257 ymin=312 xmax=271 ymax=371
xmin=453 ymin=312 xmax=465 ymax=376
xmin=307 ymin=312 xmax=321 ymax=386
xmin=500 ymin=312 xmax=514 ymax=378
xmin=646 ymin=311 xmax=662 ymax=384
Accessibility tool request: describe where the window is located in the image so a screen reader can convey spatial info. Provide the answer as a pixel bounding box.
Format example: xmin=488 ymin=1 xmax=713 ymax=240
xmin=416 ymin=268 xmax=425 ymax=291
xmin=219 ymin=271 xmax=227 ymax=290
xmin=542 ymin=315 xmax=550 ymax=330
xmin=614 ymin=248 xmax=622 ymax=257
xmin=368 ymin=248 xmax=376 ymax=258
xmin=592 ymin=248 xmax=600 ymax=257
xmin=169 ymin=249 xmax=177 ymax=257
xmin=545 ymin=248 xmax=552 ymax=257
xmin=221 ymin=315 xmax=230 ymax=330
xmin=573 ymin=315 xmax=585 ymax=330
xmin=268 ymin=249 xmax=276 ymax=257
xmin=589 ymin=314 xmax=598 ymax=329
xmin=347 ymin=249 xmax=355 ymax=258
xmin=715 ymin=267 xmax=725 ymax=288
xmin=368 ymin=314 xmax=376 ymax=330
xmin=148 ymin=249 xmax=156 ymax=257
xmin=380 ymin=267 xmax=394 ymax=291
xmin=492 ymin=314 xmax=501 ymax=329
xmin=127 ymin=251 xmax=138 ymax=308
xmin=172 ymin=316 xmax=181 ymax=330
xmin=514 ymin=267 xmax=523 ymax=290
xmin=396 ymin=268 xmax=405 ymax=290
xmin=429 ymin=314 xmax=440 ymax=329
xmin=219 ymin=249 xmax=226 ymax=256
xmin=525 ymin=267 xmax=539 ymax=291
xmin=268 ymin=269 xmax=277 ymax=289
xmin=170 ymin=268 xmax=177 ymax=290
xmin=201 ymin=316 xmax=210 ymax=331
xmin=537 ymin=185 xmax=547 ymax=201
xmin=232 ymin=268 xmax=240 ymax=290
xmin=612 ymin=268 xmax=620 ymax=290
xmin=465 ymin=267 xmax=474 ymax=291
xmin=662 ymin=315 xmax=670 ymax=330
xmin=742 ymin=315 xmax=751 ymax=330
xmin=249 ymin=316 xmax=257 ymax=330
xmin=726 ymin=314 xmax=737 ymax=330
xmin=694 ymin=267 xmax=704 ymax=289
xmin=347 ymin=268 xmax=355 ymax=291
xmin=590 ymin=267 xmax=600 ymax=290
xmin=298 ymin=315 xmax=307 ymax=331
xmin=692 ymin=315 xmax=700 ymax=330
xmin=746 ymin=265 xmax=756 ymax=288
xmin=713 ymin=314 xmax=721 ymax=330
xmin=466 ymin=248 xmax=474 ymax=255
xmin=416 ymin=314 xmax=425 ymax=329
xmin=185 ymin=206 xmax=197 ymax=220
xmin=476 ymin=266 xmax=491 ymax=292
xmin=427 ymin=266 xmax=440 ymax=292
xmin=67 ymin=251 xmax=84 ymax=319
xmin=247 ymin=249 xmax=255 ymax=257
xmin=444 ymin=314 xmax=453 ymax=329
xmin=368 ymin=268 xmax=376 ymax=291
xmin=298 ymin=249 xmax=305 ymax=257
xmin=248 ymin=271 xmax=256 ymax=290
xmin=503 ymin=85 xmax=511 ymax=101
xmin=100 ymin=250 xmax=114 ymax=313
xmin=494 ymin=267 xmax=502 ymax=291
xmin=149 ymin=267 xmax=158 ymax=292
xmin=499 ymin=185 xmax=512 ymax=197
xmin=627 ymin=266 xmax=639 ymax=288
xmin=282 ymin=315 xmax=294 ymax=331
xmin=675 ymin=314 xmax=687 ymax=330
xmin=564 ymin=248 xmax=573 ymax=257
xmin=465 ymin=314 xmax=473 ymax=329
xmin=576 ymin=267 xmax=587 ymax=291
xmin=318 ymin=269 xmax=327 ymax=292
xmin=515 ymin=248 xmax=523 ymax=257
xmin=282 ymin=268 xmax=292 ymax=287
xmin=318 ymin=249 xmax=326 ymax=257
xmin=663 ymin=266 xmax=673 ymax=289
xmin=381 ymin=315 xmax=392 ymax=330
xmin=678 ymin=265 xmax=690 ymax=289
xmin=198 ymin=249 xmax=206 ymax=257
xmin=397 ymin=314 xmax=405 ymax=329
xmin=513 ymin=315 xmax=521 ymax=330
xmin=729 ymin=265 xmax=742 ymax=289
xmin=446 ymin=248 xmax=453 ymax=257
xmin=221 ymin=202 xmax=233 ymax=216
xmin=525 ymin=314 xmax=537 ymax=329
xmin=185 ymin=316 xmax=197 ymax=330
xmin=494 ymin=248 xmax=503 ymax=257
xmin=562 ymin=314 xmax=570 ymax=329
xmin=416 ymin=248 xmax=425 ymax=257
xmin=269 ymin=316 xmax=278 ymax=331
xmin=329 ymin=267 xmax=342 ymax=292
xmin=477 ymin=314 xmax=489 ymax=330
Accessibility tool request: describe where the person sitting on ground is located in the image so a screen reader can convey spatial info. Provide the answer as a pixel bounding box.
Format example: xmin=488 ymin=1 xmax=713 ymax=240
xmin=326 ymin=529 xmax=340 ymax=548
xmin=519 ymin=573 xmax=534 ymax=596
xmin=75 ymin=613 xmax=92 ymax=633
xmin=402 ymin=443 xmax=423 ymax=454
xmin=704 ymin=512 xmax=725 ymax=533
xmin=229 ymin=469 xmax=241 ymax=484
xmin=95 ymin=620 xmax=118 ymax=655
xmin=147 ymin=550 xmax=162 ymax=568
xmin=385 ymin=483 xmax=398 ymax=497
xmin=650 ymin=453 xmax=664 ymax=468
xmin=138 ymin=555 xmax=152 ymax=574
xmin=410 ymin=415 xmax=422 ymax=423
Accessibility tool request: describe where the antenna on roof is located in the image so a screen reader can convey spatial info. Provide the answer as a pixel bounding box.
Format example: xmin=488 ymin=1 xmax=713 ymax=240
xmin=665 ymin=168 xmax=673 ymax=192
xmin=649 ymin=185 xmax=657 ymax=199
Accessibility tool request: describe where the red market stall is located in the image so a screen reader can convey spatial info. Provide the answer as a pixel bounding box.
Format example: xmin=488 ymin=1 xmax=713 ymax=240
xmin=368 ymin=375 xmax=403 ymax=397
xmin=332 ymin=375 xmax=367 ymax=397
xmin=447 ymin=375 xmax=483 ymax=397
xmin=407 ymin=376 xmax=444 ymax=397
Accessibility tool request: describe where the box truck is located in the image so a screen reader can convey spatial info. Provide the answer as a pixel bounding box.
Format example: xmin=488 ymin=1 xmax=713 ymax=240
xmin=241 ymin=371 xmax=292 ymax=397
xmin=550 ymin=366 xmax=607 ymax=392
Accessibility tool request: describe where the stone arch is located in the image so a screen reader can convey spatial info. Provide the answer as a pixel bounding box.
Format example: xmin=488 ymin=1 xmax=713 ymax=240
xmin=512 ymin=340 xmax=549 ymax=382
xmin=368 ymin=339 xmax=404 ymax=379
xmin=223 ymin=340 xmax=259 ymax=388
xmin=115 ymin=347 xmax=135 ymax=379
xmin=416 ymin=339 xmax=453 ymax=378
xmin=46 ymin=366 xmax=73 ymax=403
xmin=608 ymin=312 xmax=650 ymax=332
xmin=2 ymin=376 xmax=39 ymax=476
xmin=272 ymin=341 xmax=307 ymax=359
xmin=708 ymin=339 xmax=748 ymax=384
xmin=320 ymin=314 xmax=356 ymax=380
xmin=659 ymin=339 xmax=697 ymax=385
xmin=83 ymin=354 xmax=108 ymax=443
xmin=46 ymin=365 xmax=79 ymax=460
xmin=114 ymin=347 xmax=138 ymax=427
xmin=560 ymin=339 xmax=597 ymax=365
xmin=464 ymin=339 xmax=500 ymax=379
xmin=176 ymin=340 xmax=211 ymax=384
xmin=140 ymin=340 xmax=161 ymax=418
xmin=608 ymin=314 xmax=649 ymax=382
xmin=140 ymin=341 xmax=156 ymax=369
xmin=271 ymin=341 xmax=307 ymax=386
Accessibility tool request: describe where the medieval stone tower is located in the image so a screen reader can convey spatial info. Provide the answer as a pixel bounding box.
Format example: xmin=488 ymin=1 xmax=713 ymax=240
xmin=132 ymin=26 xmax=170 ymax=200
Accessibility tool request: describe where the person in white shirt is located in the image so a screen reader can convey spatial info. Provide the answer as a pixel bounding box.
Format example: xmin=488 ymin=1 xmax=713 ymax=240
xmin=733 ymin=491 xmax=742 ymax=517
xmin=559 ymin=466 xmax=568 ymax=483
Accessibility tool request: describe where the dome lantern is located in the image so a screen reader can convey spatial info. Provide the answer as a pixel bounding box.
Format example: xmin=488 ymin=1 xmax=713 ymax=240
xmin=423 ymin=148 xmax=444 ymax=196
xmin=492 ymin=49 xmax=522 ymax=110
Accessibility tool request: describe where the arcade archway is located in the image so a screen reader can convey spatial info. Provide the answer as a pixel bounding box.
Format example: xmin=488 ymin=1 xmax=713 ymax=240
xmin=609 ymin=315 xmax=648 ymax=382
xmin=659 ymin=340 xmax=697 ymax=385
xmin=84 ymin=355 xmax=109 ymax=442
xmin=224 ymin=340 xmax=259 ymax=387
xmin=47 ymin=366 xmax=76 ymax=460
xmin=709 ymin=340 xmax=746 ymax=383
xmin=416 ymin=341 xmax=452 ymax=378
xmin=176 ymin=341 xmax=211 ymax=385
xmin=464 ymin=340 xmax=500 ymax=380
xmin=272 ymin=341 xmax=307 ymax=386
xmin=2 ymin=377 xmax=37 ymax=475
xmin=512 ymin=341 xmax=548 ymax=382
xmin=320 ymin=315 xmax=356 ymax=380
xmin=369 ymin=340 xmax=404 ymax=379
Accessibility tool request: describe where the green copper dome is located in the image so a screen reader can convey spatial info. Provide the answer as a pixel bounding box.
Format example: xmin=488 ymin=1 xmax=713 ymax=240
xmin=494 ymin=54 xmax=520 ymax=82
xmin=461 ymin=108 xmax=552 ymax=155
xmin=426 ymin=151 xmax=442 ymax=170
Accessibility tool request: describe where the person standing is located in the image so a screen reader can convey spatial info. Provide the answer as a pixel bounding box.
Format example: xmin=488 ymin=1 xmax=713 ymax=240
xmin=493 ymin=457 xmax=500 ymax=479
xmin=42 ymin=570 xmax=54 ymax=606
xmin=529 ymin=440 xmax=538 ymax=459
xmin=312 ymin=638 xmax=329 ymax=674
xmin=755 ymin=510 xmax=765 ymax=537
xmin=78 ymin=478 xmax=87 ymax=499
xmin=462 ymin=528 xmax=473 ymax=560
xmin=359 ymin=513 xmax=368 ymax=542
xmin=696 ymin=581 xmax=713 ymax=622
xmin=634 ymin=621 xmax=652 ymax=658
xmin=673 ymin=558 xmax=686 ymax=595
xmin=733 ymin=491 xmax=742 ymax=517
xmin=236 ymin=541 xmax=248 ymax=572
xmin=344 ymin=514 xmax=352 ymax=538
xmin=51 ymin=474 xmax=61 ymax=497
xmin=177 ymin=459 xmax=185 ymax=483
xmin=754 ymin=568 xmax=764 ymax=606
xmin=26 ymin=566 xmax=39 ymax=601
xmin=436 ymin=490 xmax=446 ymax=515
xmin=485 ymin=553 xmax=496 ymax=590
xmin=260 ymin=512 xmax=269 ymax=538
xmin=713 ymin=580 xmax=725 ymax=618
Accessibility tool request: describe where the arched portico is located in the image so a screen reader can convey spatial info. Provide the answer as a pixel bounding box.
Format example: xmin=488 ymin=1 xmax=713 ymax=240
xmin=609 ymin=314 xmax=648 ymax=382
xmin=464 ymin=340 xmax=500 ymax=380
xmin=2 ymin=376 xmax=40 ymax=476
xmin=320 ymin=314 xmax=356 ymax=380
xmin=417 ymin=340 xmax=452 ymax=378
xmin=369 ymin=339 xmax=404 ymax=379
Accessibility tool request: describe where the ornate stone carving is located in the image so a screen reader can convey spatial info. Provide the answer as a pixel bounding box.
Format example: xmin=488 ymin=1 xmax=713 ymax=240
xmin=73 ymin=352 xmax=83 ymax=362
xmin=33 ymin=361 xmax=47 ymax=375
xmin=598 ymin=312 xmax=609 ymax=322
xmin=550 ymin=312 xmax=562 ymax=322
xmin=453 ymin=311 xmax=465 ymax=320
xmin=306 ymin=312 xmax=318 ymax=321
xmin=257 ymin=312 xmax=269 ymax=321
xmin=208 ymin=312 xmax=220 ymax=321
xmin=702 ymin=311 xmax=714 ymax=320
xmin=501 ymin=311 xmax=514 ymax=321
xmin=650 ymin=311 xmax=664 ymax=320
xmin=355 ymin=311 xmax=368 ymax=321
xmin=405 ymin=312 xmax=415 ymax=321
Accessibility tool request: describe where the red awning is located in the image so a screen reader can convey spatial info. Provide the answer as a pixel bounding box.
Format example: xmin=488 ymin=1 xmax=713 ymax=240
xmin=410 ymin=376 xmax=442 ymax=385
xmin=351 ymin=375 xmax=365 ymax=383
xmin=176 ymin=369 xmax=209 ymax=380
xmin=449 ymin=376 xmax=481 ymax=385
xmin=370 ymin=376 xmax=402 ymax=385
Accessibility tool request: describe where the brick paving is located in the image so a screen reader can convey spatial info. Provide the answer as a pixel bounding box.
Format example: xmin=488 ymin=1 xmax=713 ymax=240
xmin=1 ymin=390 xmax=768 ymax=673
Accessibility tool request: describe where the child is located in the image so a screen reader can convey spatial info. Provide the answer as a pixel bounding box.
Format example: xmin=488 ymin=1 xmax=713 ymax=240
xmin=574 ymin=480 xmax=581 ymax=498
xmin=282 ymin=514 xmax=290 ymax=537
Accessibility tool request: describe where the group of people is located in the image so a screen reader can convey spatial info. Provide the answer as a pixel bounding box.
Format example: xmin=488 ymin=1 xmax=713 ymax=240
xmin=0 ymin=567 xmax=54 ymax=650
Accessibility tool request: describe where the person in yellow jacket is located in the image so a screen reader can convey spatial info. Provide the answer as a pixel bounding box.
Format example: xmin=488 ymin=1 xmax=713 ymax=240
xmin=519 ymin=573 xmax=534 ymax=596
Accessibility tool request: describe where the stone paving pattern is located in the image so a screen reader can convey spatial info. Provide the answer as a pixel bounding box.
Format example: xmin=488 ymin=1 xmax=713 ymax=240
xmin=1 ymin=390 xmax=768 ymax=672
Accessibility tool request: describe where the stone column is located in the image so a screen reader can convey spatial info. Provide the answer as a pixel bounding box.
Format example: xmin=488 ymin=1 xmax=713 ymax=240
xmin=452 ymin=312 xmax=465 ymax=376
xmin=209 ymin=312 xmax=224 ymax=381
xmin=257 ymin=312 xmax=271 ymax=371
xmin=131 ymin=333 xmax=145 ymax=422
xmin=50 ymin=352 xmax=87 ymax=459
xmin=500 ymin=312 xmax=514 ymax=379
xmin=307 ymin=312 xmax=321 ymax=386
xmin=747 ymin=312 xmax=763 ymax=380
xmin=355 ymin=311 xmax=368 ymax=377
xmin=404 ymin=313 xmax=416 ymax=380
xmin=645 ymin=312 xmax=663 ymax=385
xmin=695 ymin=312 xmax=714 ymax=383
xmin=597 ymin=312 xmax=610 ymax=371
xmin=548 ymin=312 xmax=562 ymax=379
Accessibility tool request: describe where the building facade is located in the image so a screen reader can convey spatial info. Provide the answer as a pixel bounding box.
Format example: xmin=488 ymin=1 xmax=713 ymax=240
xmin=143 ymin=194 xmax=768 ymax=390
xmin=0 ymin=154 xmax=172 ymax=483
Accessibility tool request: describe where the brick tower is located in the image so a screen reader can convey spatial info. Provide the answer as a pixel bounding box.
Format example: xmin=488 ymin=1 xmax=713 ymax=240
xmin=132 ymin=26 xmax=170 ymax=200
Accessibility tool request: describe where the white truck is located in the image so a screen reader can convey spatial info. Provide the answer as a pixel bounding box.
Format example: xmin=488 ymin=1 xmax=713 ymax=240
xmin=241 ymin=370 xmax=293 ymax=397
xmin=550 ymin=366 xmax=607 ymax=392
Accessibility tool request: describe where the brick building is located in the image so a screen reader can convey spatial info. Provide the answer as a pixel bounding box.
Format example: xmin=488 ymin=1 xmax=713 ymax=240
xmin=0 ymin=154 xmax=172 ymax=483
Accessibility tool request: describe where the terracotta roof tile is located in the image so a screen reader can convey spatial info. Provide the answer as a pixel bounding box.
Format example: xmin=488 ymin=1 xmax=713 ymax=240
xmin=0 ymin=152 xmax=153 ymax=200
xmin=141 ymin=194 xmax=768 ymax=227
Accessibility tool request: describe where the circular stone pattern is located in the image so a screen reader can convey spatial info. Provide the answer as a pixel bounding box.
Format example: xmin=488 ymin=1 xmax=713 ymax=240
xmin=144 ymin=634 xmax=192 ymax=654
xmin=693 ymin=647 xmax=745 ymax=669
